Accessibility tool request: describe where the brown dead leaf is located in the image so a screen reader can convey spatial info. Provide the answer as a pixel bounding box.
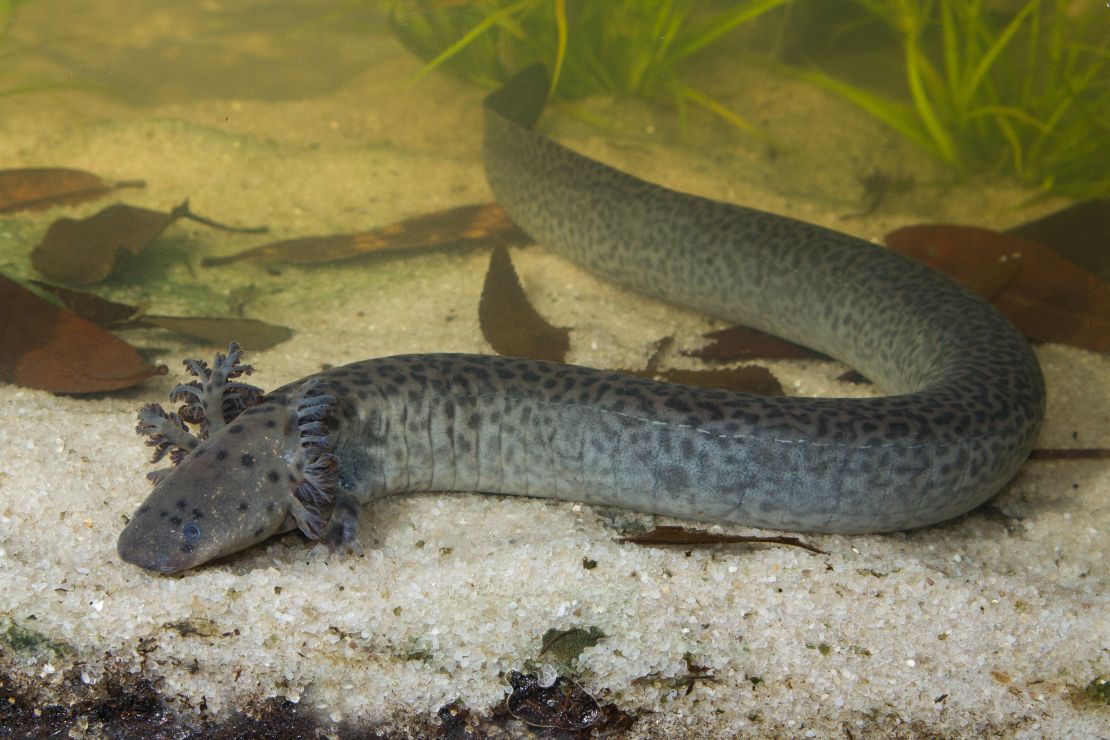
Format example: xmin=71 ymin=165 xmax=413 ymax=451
xmin=886 ymin=224 xmax=1023 ymax=301
xmin=479 ymin=244 xmax=570 ymax=362
xmin=684 ymin=325 xmax=827 ymax=363
xmin=29 ymin=280 xmax=292 ymax=350
xmin=476 ymin=257 xmax=782 ymax=391
xmin=32 ymin=200 xmax=267 ymax=285
xmin=0 ymin=168 xmax=144 ymax=214
xmin=618 ymin=525 xmax=826 ymax=555
xmin=0 ymin=273 xmax=162 ymax=393
xmin=1007 ymin=199 xmax=1110 ymax=282
xmin=625 ymin=336 xmax=785 ymax=395
xmin=32 ymin=203 xmax=176 ymax=284
xmin=202 ymin=202 xmax=529 ymax=266
xmin=886 ymin=224 xmax=1110 ymax=353
xmin=28 ymin=280 xmax=138 ymax=327
xmin=136 ymin=316 xmax=292 ymax=349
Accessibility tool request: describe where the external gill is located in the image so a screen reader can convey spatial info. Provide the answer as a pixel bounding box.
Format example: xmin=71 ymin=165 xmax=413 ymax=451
xmin=285 ymin=379 xmax=340 ymax=539
xmin=135 ymin=342 xmax=264 ymax=484
xmin=171 ymin=341 xmax=264 ymax=439
xmin=134 ymin=404 xmax=196 ymax=485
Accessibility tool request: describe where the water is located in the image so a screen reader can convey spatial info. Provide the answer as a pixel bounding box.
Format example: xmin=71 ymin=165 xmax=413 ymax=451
xmin=0 ymin=1 xmax=1107 ymax=736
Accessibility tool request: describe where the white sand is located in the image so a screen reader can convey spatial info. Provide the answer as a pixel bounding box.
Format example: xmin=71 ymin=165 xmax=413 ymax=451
xmin=0 ymin=3 xmax=1107 ymax=736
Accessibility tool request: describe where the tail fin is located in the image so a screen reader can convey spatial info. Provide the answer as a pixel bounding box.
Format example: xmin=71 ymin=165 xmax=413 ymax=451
xmin=483 ymin=64 xmax=550 ymax=129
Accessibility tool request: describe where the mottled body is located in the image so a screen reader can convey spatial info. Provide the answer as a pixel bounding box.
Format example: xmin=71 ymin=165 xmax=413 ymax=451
xmin=118 ymin=66 xmax=1044 ymax=573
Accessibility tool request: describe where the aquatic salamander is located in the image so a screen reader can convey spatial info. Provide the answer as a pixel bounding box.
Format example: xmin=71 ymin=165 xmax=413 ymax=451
xmin=117 ymin=66 xmax=1044 ymax=573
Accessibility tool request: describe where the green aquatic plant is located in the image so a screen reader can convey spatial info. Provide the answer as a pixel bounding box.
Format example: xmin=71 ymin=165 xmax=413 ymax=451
xmin=800 ymin=0 xmax=1110 ymax=198
xmin=385 ymin=0 xmax=791 ymax=134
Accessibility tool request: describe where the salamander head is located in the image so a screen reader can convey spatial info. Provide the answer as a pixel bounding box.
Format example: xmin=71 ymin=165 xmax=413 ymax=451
xmin=119 ymin=389 xmax=338 ymax=573
xmin=117 ymin=406 xmax=299 ymax=573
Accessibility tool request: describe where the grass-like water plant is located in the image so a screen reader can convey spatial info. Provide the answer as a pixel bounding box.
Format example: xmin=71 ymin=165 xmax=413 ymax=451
xmin=800 ymin=0 xmax=1110 ymax=198
xmin=385 ymin=0 xmax=791 ymax=134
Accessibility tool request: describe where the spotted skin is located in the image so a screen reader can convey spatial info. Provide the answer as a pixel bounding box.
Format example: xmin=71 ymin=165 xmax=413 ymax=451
xmin=117 ymin=66 xmax=1044 ymax=573
xmin=117 ymin=401 xmax=304 ymax=573
xmin=475 ymin=64 xmax=1043 ymax=532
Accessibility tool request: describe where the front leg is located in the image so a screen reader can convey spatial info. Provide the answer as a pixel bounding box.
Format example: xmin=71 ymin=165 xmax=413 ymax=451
xmin=321 ymin=489 xmax=365 ymax=557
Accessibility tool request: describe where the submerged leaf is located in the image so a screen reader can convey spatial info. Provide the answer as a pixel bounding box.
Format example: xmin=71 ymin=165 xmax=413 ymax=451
xmin=479 ymin=244 xmax=570 ymax=362
xmin=0 ymin=274 xmax=161 ymax=393
xmin=886 ymin=224 xmax=1110 ymax=353
xmin=28 ymin=280 xmax=138 ymax=327
xmin=31 ymin=200 xmax=267 ymax=285
xmin=627 ymin=336 xmax=784 ymax=394
xmin=203 ymin=203 xmax=528 ymax=266
xmin=1007 ymin=199 xmax=1110 ymax=282
xmin=32 ymin=204 xmax=176 ymax=284
xmin=684 ymin=325 xmax=826 ymax=363
xmin=136 ymin=316 xmax=292 ymax=350
xmin=29 ymin=280 xmax=292 ymax=350
xmin=0 ymin=168 xmax=144 ymax=214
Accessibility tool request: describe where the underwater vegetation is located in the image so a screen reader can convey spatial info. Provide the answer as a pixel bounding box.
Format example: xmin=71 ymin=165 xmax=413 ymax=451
xmin=802 ymin=0 xmax=1110 ymax=199
xmin=386 ymin=0 xmax=1109 ymax=198
xmin=386 ymin=0 xmax=790 ymax=134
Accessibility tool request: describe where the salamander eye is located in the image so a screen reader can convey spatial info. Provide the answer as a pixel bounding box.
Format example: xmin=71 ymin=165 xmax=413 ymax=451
xmin=183 ymin=523 xmax=202 ymax=543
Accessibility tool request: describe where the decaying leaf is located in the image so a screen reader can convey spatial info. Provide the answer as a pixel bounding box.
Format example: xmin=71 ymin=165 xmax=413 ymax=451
xmin=32 ymin=200 xmax=267 ymax=285
xmin=684 ymin=325 xmax=827 ymax=363
xmin=202 ymin=203 xmax=529 ymax=266
xmin=0 ymin=274 xmax=162 ymax=393
xmin=32 ymin=204 xmax=174 ymax=284
xmin=479 ymin=244 xmax=570 ymax=362
xmin=886 ymin=224 xmax=1110 ymax=353
xmin=478 ymin=250 xmax=785 ymax=391
xmin=30 ymin=280 xmax=292 ymax=350
xmin=618 ymin=525 xmax=826 ymax=555
xmin=504 ymin=671 xmax=601 ymax=732
xmin=1007 ymin=199 xmax=1110 ymax=282
xmin=619 ymin=336 xmax=786 ymax=395
xmin=28 ymin=280 xmax=138 ymax=327
xmin=0 ymin=168 xmax=144 ymax=214
xmin=136 ymin=316 xmax=292 ymax=349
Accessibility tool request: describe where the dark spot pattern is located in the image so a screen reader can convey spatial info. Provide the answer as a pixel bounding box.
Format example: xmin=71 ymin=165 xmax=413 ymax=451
xmin=254 ymin=67 xmax=1042 ymax=535
xmin=135 ymin=68 xmax=1045 ymax=568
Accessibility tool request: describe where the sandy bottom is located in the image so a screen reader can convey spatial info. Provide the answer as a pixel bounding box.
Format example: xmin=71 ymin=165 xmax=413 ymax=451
xmin=0 ymin=3 xmax=1107 ymax=737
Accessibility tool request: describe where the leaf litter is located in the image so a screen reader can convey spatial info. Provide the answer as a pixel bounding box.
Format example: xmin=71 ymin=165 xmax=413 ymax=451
xmin=0 ymin=274 xmax=163 ymax=393
xmin=32 ymin=200 xmax=267 ymax=285
xmin=0 ymin=167 xmax=145 ymax=214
